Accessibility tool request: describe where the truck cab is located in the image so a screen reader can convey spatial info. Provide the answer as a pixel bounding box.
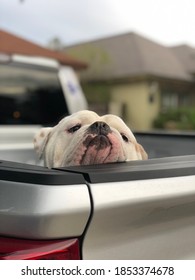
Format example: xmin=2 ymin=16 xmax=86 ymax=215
xmin=0 ymin=53 xmax=88 ymax=163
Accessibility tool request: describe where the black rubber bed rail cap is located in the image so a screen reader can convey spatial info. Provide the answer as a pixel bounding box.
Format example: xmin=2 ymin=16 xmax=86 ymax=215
xmin=0 ymin=160 xmax=85 ymax=185
xmin=57 ymin=155 xmax=195 ymax=183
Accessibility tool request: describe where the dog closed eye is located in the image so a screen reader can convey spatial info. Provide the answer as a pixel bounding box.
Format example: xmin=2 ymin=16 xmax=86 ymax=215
xmin=120 ymin=133 xmax=129 ymax=143
xmin=68 ymin=124 xmax=81 ymax=133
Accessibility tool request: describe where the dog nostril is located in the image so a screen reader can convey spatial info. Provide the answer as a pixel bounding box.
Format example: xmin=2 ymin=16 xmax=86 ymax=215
xmin=98 ymin=122 xmax=108 ymax=129
xmin=95 ymin=121 xmax=106 ymax=128
xmin=90 ymin=121 xmax=110 ymax=134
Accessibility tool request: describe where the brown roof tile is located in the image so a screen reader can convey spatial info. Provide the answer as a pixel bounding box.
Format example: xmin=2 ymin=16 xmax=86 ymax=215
xmin=0 ymin=29 xmax=87 ymax=70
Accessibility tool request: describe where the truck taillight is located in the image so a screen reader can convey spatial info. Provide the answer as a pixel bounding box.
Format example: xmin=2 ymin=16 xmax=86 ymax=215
xmin=0 ymin=237 xmax=80 ymax=260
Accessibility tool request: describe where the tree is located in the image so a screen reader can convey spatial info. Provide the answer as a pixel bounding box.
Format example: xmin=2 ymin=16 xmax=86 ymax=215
xmin=47 ymin=37 xmax=64 ymax=51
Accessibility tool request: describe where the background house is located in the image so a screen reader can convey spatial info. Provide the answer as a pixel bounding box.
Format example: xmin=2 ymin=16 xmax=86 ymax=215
xmin=64 ymin=32 xmax=195 ymax=131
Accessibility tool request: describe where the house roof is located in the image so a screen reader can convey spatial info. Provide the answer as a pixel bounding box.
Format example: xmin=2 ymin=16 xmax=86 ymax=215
xmin=170 ymin=44 xmax=195 ymax=74
xmin=0 ymin=29 xmax=87 ymax=70
xmin=65 ymin=32 xmax=193 ymax=81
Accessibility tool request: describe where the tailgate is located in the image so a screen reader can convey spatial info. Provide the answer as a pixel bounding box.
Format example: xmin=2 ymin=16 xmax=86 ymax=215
xmin=60 ymin=155 xmax=195 ymax=259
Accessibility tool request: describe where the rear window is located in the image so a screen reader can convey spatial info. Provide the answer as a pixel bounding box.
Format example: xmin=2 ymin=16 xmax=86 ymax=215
xmin=0 ymin=62 xmax=69 ymax=125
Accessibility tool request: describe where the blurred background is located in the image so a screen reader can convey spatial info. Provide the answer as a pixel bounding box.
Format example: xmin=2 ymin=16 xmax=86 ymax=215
xmin=1 ymin=0 xmax=195 ymax=132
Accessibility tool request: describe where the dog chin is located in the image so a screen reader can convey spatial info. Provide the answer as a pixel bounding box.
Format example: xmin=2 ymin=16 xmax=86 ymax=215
xmin=73 ymin=133 xmax=125 ymax=166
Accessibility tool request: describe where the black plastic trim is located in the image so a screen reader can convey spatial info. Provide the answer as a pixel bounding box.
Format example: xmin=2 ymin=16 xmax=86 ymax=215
xmin=0 ymin=160 xmax=85 ymax=185
xmin=57 ymin=155 xmax=195 ymax=183
xmin=1 ymin=155 xmax=195 ymax=185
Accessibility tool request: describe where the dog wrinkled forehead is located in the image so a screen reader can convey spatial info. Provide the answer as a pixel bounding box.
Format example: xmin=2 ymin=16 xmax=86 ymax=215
xmin=101 ymin=114 xmax=136 ymax=141
xmin=57 ymin=110 xmax=132 ymax=132
xmin=58 ymin=110 xmax=100 ymax=128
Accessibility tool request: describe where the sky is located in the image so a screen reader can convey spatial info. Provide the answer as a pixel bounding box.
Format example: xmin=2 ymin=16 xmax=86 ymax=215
xmin=1 ymin=0 xmax=195 ymax=47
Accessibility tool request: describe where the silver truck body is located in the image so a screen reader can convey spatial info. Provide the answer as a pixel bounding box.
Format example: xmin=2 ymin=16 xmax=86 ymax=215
xmin=0 ymin=151 xmax=195 ymax=259
xmin=84 ymin=174 xmax=195 ymax=259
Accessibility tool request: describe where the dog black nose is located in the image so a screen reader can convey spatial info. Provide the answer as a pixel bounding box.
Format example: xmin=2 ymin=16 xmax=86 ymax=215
xmin=89 ymin=121 xmax=111 ymax=135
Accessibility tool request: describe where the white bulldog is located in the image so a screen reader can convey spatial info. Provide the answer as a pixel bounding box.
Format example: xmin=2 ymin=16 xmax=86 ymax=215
xmin=34 ymin=110 xmax=148 ymax=168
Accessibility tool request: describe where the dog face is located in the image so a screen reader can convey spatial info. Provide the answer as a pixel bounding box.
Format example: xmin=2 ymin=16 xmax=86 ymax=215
xmin=34 ymin=110 xmax=148 ymax=168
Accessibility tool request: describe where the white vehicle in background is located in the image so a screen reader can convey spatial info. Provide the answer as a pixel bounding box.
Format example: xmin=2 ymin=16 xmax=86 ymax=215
xmin=0 ymin=53 xmax=87 ymax=163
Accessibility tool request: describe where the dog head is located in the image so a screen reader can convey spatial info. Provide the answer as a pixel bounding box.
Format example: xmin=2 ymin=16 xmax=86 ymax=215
xmin=34 ymin=110 xmax=148 ymax=168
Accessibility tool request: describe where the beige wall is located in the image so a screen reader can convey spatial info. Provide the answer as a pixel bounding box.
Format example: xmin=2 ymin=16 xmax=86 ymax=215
xmin=109 ymin=81 xmax=160 ymax=131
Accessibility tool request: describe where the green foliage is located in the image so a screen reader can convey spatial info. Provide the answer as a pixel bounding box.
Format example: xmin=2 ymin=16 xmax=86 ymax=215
xmin=67 ymin=45 xmax=111 ymax=69
xmin=82 ymin=83 xmax=111 ymax=103
xmin=153 ymin=107 xmax=195 ymax=130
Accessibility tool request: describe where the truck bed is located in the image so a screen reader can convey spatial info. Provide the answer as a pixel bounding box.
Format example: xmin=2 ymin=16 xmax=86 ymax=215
xmin=0 ymin=132 xmax=195 ymax=259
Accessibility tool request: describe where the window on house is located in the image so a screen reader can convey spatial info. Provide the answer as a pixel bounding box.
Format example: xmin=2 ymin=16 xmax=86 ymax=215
xmin=162 ymin=91 xmax=190 ymax=110
xmin=162 ymin=92 xmax=179 ymax=109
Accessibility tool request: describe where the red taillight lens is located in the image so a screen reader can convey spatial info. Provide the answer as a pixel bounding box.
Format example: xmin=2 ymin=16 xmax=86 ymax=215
xmin=0 ymin=237 xmax=80 ymax=260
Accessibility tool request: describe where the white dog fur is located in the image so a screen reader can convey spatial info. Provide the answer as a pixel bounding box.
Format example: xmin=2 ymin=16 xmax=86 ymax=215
xmin=34 ymin=110 xmax=148 ymax=168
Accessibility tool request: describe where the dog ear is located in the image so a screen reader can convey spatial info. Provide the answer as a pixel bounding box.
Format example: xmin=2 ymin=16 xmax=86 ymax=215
xmin=135 ymin=143 xmax=148 ymax=160
xmin=33 ymin=127 xmax=52 ymax=159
